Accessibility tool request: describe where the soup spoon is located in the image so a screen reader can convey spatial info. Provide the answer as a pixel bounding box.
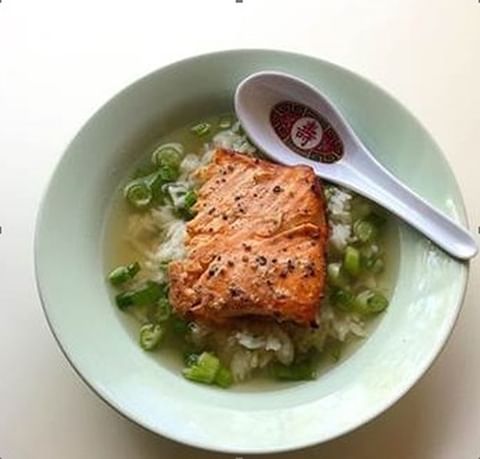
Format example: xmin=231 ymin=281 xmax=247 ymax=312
xmin=235 ymin=71 xmax=477 ymax=260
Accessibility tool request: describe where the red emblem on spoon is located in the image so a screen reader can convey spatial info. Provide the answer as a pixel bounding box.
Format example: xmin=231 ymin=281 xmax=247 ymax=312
xmin=270 ymin=101 xmax=344 ymax=163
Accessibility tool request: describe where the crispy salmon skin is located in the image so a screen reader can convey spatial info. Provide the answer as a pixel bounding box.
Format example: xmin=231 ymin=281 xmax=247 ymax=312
xmin=168 ymin=149 xmax=328 ymax=326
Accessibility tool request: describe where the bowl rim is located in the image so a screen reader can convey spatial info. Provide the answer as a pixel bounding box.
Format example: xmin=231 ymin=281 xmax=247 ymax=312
xmin=34 ymin=48 xmax=471 ymax=454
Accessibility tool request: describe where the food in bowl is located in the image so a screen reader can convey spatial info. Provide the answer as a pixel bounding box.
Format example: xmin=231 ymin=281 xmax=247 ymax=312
xmin=169 ymin=147 xmax=328 ymax=326
xmin=106 ymin=114 xmax=394 ymax=387
xmin=36 ymin=50 xmax=469 ymax=452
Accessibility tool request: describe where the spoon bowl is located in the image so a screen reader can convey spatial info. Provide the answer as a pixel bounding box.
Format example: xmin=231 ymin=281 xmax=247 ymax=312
xmin=235 ymin=71 xmax=477 ymax=260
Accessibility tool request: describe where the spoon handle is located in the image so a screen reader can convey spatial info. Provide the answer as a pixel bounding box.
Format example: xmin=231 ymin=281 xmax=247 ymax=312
xmin=329 ymin=150 xmax=477 ymax=260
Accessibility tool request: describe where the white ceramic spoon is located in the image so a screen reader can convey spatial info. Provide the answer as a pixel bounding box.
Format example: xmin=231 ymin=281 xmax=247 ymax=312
xmin=235 ymin=71 xmax=477 ymax=260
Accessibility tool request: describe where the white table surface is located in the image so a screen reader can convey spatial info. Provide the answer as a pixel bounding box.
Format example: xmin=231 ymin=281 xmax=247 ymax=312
xmin=1 ymin=1 xmax=479 ymax=458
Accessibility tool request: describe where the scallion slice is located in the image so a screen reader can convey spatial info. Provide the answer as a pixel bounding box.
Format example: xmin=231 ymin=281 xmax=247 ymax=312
xmin=354 ymin=290 xmax=389 ymax=315
xmin=190 ymin=122 xmax=211 ymax=137
xmin=108 ymin=262 xmax=140 ymax=287
xmin=124 ymin=181 xmax=152 ymax=208
xmin=182 ymin=352 xmax=220 ymax=384
xmin=371 ymin=258 xmax=384 ymax=274
xmin=218 ymin=116 xmax=232 ymax=129
xmin=115 ymin=281 xmax=165 ymax=310
xmin=171 ymin=315 xmax=189 ymax=334
xmin=344 ymin=246 xmax=361 ymax=276
xmin=331 ymin=288 xmax=354 ymax=312
xmin=183 ymin=352 xmax=200 ymax=367
xmin=327 ymin=262 xmax=348 ymax=288
xmin=350 ymin=198 xmax=373 ymax=221
xmin=164 ymin=183 xmax=197 ymax=220
xmin=353 ymin=219 xmax=376 ymax=243
xmin=155 ymin=297 xmax=171 ymax=322
xmin=158 ymin=164 xmax=179 ymax=182
xmin=151 ymin=143 xmax=184 ymax=170
xmin=139 ymin=323 xmax=164 ymax=351
xmin=164 ymin=182 xmax=189 ymax=208
xmin=214 ymin=366 xmax=234 ymax=388
xmin=183 ymin=190 xmax=197 ymax=210
xmin=366 ymin=292 xmax=389 ymax=313
xmin=147 ymin=171 xmax=168 ymax=203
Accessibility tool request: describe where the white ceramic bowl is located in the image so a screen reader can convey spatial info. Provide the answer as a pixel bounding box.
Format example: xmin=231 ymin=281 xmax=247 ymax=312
xmin=35 ymin=50 xmax=469 ymax=454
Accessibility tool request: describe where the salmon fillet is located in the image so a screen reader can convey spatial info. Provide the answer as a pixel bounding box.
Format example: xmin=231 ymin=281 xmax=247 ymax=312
xmin=168 ymin=149 xmax=328 ymax=326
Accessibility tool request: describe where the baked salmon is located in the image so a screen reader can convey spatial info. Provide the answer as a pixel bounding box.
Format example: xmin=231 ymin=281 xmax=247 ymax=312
xmin=168 ymin=149 xmax=328 ymax=326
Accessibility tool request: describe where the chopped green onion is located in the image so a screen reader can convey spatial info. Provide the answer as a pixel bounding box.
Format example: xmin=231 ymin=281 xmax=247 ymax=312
xmin=115 ymin=292 xmax=135 ymax=310
xmin=327 ymin=262 xmax=341 ymax=283
xmin=147 ymin=171 xmax=167 ymax=203
xmin=182 ymin=364 xmax=215 ymax=384
xmin=165 ymin=183 xmax=197 ymax=220
xmin=371 ymin=258 xmax=384 ymax=274
xmin=171 ymin=315 xmax=189 ymax=334
xmin=353 ymin=212 xmax=387 ymax=242
xmin=218 ymin=116 xmax=232 ymax=129
xmin=165 ymin=183 xmax=188 ymax=207
xmin=182 ymin=352 xmax=220 ymax=384
xmin=132 ymin=281 xmax=164 ymax=305
xmin=331 ymin=288 xmax=354 ymax=312
xmin=214 ymin=366 xmax=234 ymax=388
xmin=183 ymin=190 xmax=197 ymax=210
xmin=353 ymin=219 xmax=376 ymax=243
xmin=190 ymin=122 xmax=211 ymax=137
xmin=145 ymin=168 xmax=181 ymax=206
xmin=151 ymin=143 xmax=184 ymax=170
xmin=360 ymin=242 xmax=381 ymax=259
xmin=354 ymin=290 xmax=389 ymax=315
xmin=126 ymin=262 xmax=141 ymax=279
xmin=155 ymin=297 xmax=171 ymax=322
xmin=158 ymin=164 xmax=179 ymax=182
xmin=115 ymin=281 xmax=165 ymax=310
xmin=350 ymin=198 xmax=373 ymax=221
xmin=125 ymin=167 xmax=179 ymax=209
xmin=124 ymin=181 xmax=152 ymax=208
xmin=139 ymin=323 xmax=164 ymax=351
xmin=180 ymin=191 xmax=198 ymax=220
xmin=272 ymin=361 xmax=317 ymax=381
xmin=108 ymin=262 xmax=140 ymax=287
xmin=354 ymin=290 xmax=373 ymax=312
xmin=327 ymin=262 xmax=348 ymax=288
xmin=367 ymin=293 xmax=389 ymax=313
xmin=178 ymin=209 xmax=196 ymax=221
xmin=183 ymin=352 xmax=200 ymax=367
xmin=344 ymin=246 xmax=361 ymax=276
xmin=361 ymin=254 xmax=375 ymax=271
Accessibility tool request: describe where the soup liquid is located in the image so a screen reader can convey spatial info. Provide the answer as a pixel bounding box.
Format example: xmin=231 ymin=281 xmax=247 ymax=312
xmin=103 ymin=114 xmax=400 ymax=392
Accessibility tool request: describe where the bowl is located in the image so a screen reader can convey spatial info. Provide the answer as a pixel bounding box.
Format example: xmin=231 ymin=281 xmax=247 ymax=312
xmin=35 ymin=49 xmax=469 ymax=454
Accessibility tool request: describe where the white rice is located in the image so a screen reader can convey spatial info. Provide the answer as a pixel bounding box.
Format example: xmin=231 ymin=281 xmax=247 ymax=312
xmin=124 ymin=126 xmax=373 ymax=381
xmin=212 ymin=121 xmax=257 ymax=154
